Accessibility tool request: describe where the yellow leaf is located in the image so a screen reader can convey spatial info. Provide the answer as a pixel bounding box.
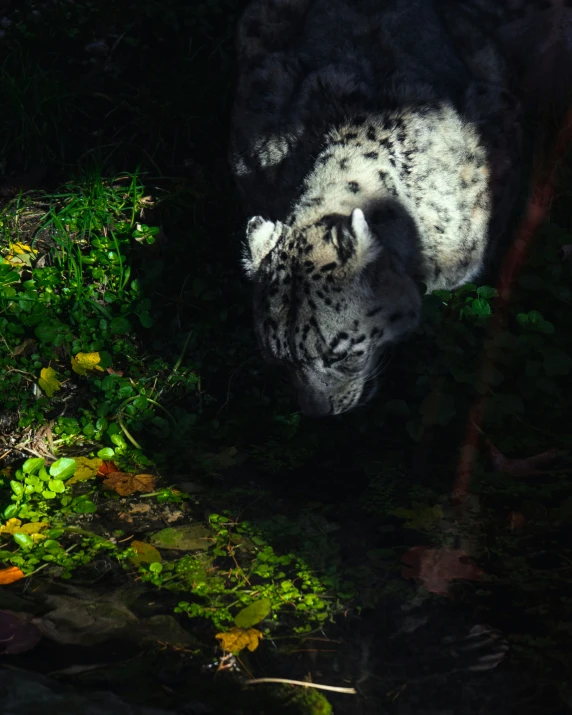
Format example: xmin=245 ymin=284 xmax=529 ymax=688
xmin=0 ymin=566 xmax=25 ymax=584
xmin=11 ymin=242 xmax=37 ymax=255
xmin=4 ymin=242 xmax=38 ymax=267
xmin=16 ymin=522 xmax=49 ymax=535
xmin=215 ymin=627 xmax=263 ymax=654
xmin=71 ymin=352 xmax=105 ymax=375
xmin=0 ymin=518 xmax=22 ymax=535
xmin=38 ymin=367 xmax=62 ymax=398
xmin=67 ymin=456 xmax=103 ymax=485
xmin=0 ymin=519 xmax=49 ymax=537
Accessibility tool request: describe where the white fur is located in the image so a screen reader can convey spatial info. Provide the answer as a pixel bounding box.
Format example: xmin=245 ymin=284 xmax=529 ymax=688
xmin=243 ymin=217 xmax=283 ymax=276
xmin=350 ymin=208 xmax=383 ymax=269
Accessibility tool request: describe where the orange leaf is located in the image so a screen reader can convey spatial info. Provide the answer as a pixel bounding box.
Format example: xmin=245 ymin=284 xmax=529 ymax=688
xmin=97 ymin=460 xmax=119 ymax=476
xmin=0 ymin=566 xmax=25 ymax=585
xmin=102 ymin=471 xmax=156 ymax=496
xmin=401 ymin=546 xmax=485 ymax=597
xmin=215 ymin=627 xmax=263 ymax=654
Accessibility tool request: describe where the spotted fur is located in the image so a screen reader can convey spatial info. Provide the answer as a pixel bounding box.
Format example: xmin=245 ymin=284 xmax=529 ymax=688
xmin=230 ymin=0 xmax=572 ymax=416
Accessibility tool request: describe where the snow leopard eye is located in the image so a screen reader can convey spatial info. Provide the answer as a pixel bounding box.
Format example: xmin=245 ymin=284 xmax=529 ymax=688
xmin=326 ymin=351 xmax=367 ymax=373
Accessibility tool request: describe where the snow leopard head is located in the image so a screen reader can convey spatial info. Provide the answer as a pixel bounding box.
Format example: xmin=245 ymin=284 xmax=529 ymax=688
xmin=243 ymin=208 xmax=421 ymax=416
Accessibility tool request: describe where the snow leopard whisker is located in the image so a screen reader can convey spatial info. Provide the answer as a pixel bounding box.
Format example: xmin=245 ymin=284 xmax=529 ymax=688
xmin=364 ymin=353 xmax=392 ymax=383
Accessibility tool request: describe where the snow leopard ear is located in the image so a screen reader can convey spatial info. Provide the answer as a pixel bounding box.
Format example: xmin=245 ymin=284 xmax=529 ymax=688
xmin=242 ymin=216 xmax=283 ymax=278
xmin=348 ymin=208 xmax=382 ymax=270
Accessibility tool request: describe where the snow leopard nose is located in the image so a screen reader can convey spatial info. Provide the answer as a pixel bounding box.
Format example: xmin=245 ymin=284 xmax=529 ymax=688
xmin=290 ymin=370 xmax=334 ymax=417
xmin=297 ymin=391 xmax=333 ymax=418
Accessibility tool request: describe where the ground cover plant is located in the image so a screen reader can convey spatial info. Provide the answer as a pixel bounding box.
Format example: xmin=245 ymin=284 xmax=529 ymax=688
xmin=0 ymin=1 xmax=571 ymax=713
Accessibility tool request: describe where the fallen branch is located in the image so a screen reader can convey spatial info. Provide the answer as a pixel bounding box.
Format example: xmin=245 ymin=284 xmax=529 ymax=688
xmin=245 ymin=677 xmax=357 ymax=694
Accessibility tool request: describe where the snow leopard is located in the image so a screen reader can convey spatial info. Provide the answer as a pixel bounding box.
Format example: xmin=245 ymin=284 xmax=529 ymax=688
xmin=230 ymin=0 xmax=572 ymax=416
